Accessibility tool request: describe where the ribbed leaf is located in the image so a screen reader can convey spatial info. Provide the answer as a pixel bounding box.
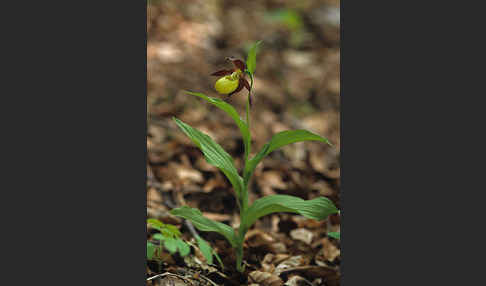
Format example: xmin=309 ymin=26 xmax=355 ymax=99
xmin=246 ymin=40 xmax=262 ymax=76
xmin=184 ymin=91 xmax=251 ymax=158
xmin=196 ymin=236 xmax=213 ymax=265
xmin=170 ymin=206 xmax=237 ymax=247
xmin=242 ymin=195 xmax=338 ymax=229
xmin=244 ymin=130 xmax=331 ymax=182
xmin=173 ymin=117 xmax=244 ymax=198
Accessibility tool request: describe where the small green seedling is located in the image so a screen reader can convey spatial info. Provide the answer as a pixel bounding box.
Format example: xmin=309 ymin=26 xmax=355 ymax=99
xmin=147 ymin=218 xmax=189 ymax=260
xmin=146 ymin=218 xmax=221 ymax=266
xmin=170 ymin=41 xmax=339 ymax=272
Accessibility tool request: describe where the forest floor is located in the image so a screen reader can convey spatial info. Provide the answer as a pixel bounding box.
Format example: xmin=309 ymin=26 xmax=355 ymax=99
xmin=147 ymin=1 xmax=340 ymax=285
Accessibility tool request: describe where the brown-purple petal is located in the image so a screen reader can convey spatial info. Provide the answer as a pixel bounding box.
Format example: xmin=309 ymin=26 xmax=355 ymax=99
xmin=228 ymin=81 xmax=244 ymax=97
xmin=240 ymin=78 xmax=251 ymax=92
xmin=210 ymin=69 xmax=233 ymax=76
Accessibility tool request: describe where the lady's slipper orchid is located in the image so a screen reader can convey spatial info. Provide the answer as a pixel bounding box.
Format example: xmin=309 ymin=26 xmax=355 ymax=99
xmin=211 ymin=57 xmax=251 ymax=101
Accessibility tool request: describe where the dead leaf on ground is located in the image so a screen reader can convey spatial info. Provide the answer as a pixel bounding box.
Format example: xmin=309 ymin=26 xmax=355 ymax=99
xmin=279 ymin=265 xmax=339 ymax=281
xmin=249 ymin=271 xmax=283 ymax=286
xmin=147 ymin=187 xmax=164 ymax=209
xmin=315 ymin=238 xmax=340 ymax=263
xmin=261 ymin=253 xmax=276 ymax=273
xmin=268 ymin=242 xmax=288 ymax=254
xmin=258 ymin=171 xmax=287 ymax=196
xmin=284 ymin=275 xmax=313 ymax=286
xmin=202 ymin=174 xmax=227 ymax=193
xmin=274 ymin=255 xmax=309 ymax=276
xmin=246 ymin=229 xmax=275 ymax=248
xmin=172 ymin=163 xmax=204 ymax=184
xmin=290 ymin=228 xmax=314 ymax=245
xmin=155 ymin=275 xmax=187 ymax=286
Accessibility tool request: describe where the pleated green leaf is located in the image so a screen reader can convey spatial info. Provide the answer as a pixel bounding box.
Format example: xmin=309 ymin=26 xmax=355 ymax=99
xmin=184 ymin=91 xmax=251 ymax=158
xmin=170 ymin=206 xmax=237 ymax=247
xmin=173 ymin=117 xmax=244 ymax=198
xmin=244 ymin=130 xmax=331 ymax=182
xmin=242 ymin=195 xmax=338 ymax=230
xmin=246 ymin=40 xmax=262 ymax=76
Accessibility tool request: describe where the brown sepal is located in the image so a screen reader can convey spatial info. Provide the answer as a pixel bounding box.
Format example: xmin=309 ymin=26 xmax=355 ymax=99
xmin=210 ymin=69 xmax=233 ymax=76
xmin=226 ymin=57 xmax=246 ymax=72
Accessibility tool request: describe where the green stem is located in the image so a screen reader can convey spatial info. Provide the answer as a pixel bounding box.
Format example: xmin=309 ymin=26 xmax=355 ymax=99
xmin=246 ymin=95 xmax=250 ymax=134
xmin=237 ymin=71 xmax=254 ymax=273
xmin=244 ymin=88 xmax=251 ymax=163
xmin=235 ymin=223 xmax=248 ymax=272
xmin=236 ymin=245 xmax=244 ymax=272
xmin=241 ymin=76 xmax=253 ymax=213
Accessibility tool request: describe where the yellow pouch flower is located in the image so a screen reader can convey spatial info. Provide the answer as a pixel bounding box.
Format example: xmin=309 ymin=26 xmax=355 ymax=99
xmin=215 ymin=75 xmax=239 ymax=94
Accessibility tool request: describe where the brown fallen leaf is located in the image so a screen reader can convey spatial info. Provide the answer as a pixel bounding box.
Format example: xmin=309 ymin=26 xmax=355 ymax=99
xmin=273 ymin=254 xmax=291 ymax=265
xmin=268 ymin=242 xmax=288 ymax=254
xmin=315 ymin=238 xmax=340 ymax=263
xmin=271 ymin=215 xmax=280 ymax=233
xmin=274 ymin=255 xmax=309 ymax=276
xmin=279 ymin=265 xmax=339 ymax=281
xmin=295 ymin=218 xmax=326 ymax=230
xmin=310 ymin=180 xmax=335 ymax=197
xmin=147 ymin=187 xmax=163 ymax=209
xmin=246 ymin=229 xmax=275 ymax=248
xmin=283 ymin=275 xmax=313 ymax=286
xmin=245 ymin=229 xmax=289 ymax=254
xmin=202 ymin=175 xmax=227 ymax=193
xmin=258 ymin=170 xmax=287 ymax=196
xmin=156 ymin=275 xmax=187 ymax=286
xmin=290 ymin=228 xmax=314 ymax=245
xmin=249 ymin=271 xmax=283 ymax=286
xmin=173 ymin=163 xmax=203 ymax=183
xmin=261 ymin=253 xmax=276 ymax=273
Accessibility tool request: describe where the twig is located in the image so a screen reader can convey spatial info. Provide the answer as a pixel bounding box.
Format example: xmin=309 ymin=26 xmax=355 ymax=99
xmin=185 ymin=219 xmax=199 ymax=239
xmin=199 ymin=273 xmax=220 ymax=286
xmin=147 ymin=272 xmax=171 ymax=281
xmin=146 ymin=272 xmax=191 ymax=283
